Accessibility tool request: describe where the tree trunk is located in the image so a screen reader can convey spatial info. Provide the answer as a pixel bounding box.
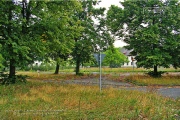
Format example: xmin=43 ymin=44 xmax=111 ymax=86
xmin=153 ymin=65 xmax=158 ymax=76
xmin=9 ymin=59 xmax=16 ymax=83
xmin=54 ymin=62 xmax=60 ymax=74
xmin=75 ymin=58 xmax=80 ymax=75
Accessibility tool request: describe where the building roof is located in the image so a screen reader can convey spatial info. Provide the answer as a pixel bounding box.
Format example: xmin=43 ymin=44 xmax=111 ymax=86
xmin=120 ymin=48 xmax=133 ymax=56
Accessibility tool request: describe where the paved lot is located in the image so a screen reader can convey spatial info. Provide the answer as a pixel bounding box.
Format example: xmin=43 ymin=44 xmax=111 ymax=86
xmin=157 ymin=88 xmax=180 ymax=99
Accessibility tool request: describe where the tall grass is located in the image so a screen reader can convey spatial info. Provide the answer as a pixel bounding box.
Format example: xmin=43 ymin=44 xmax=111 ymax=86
xmin=0 ymin=81 xmax=179 ymax=119
xmin=66 ymin=67 xmax=180 ymax=73
xmin=17 ymin=71 xmax=99 ymax=81
xmin=126 ymin=74 xmax=180 ymax=86
xmin=17 ymin=71 xmax=180 ymax=86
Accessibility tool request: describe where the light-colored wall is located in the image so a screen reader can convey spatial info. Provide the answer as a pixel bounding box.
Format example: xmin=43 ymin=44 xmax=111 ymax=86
xmin=122 ymin=56 xmax=137 ymax=67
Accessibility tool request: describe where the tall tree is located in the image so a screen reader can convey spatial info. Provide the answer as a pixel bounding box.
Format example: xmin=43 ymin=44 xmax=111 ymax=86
xmin=107 ymin=0 xmax=180 ymax=76
xmin=41 ymin=1 xmax=83 ymax=74
xmin=0 ymin=0 xmax=47 ymax=83
xmin=72 ymin=0 xmax=114 ymax=75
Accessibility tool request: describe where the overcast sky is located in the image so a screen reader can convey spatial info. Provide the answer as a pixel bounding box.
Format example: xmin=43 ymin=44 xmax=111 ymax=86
xmin=96 ymin=0 xmax=127 ymax=48
xmin=96 ymin=0 xmax=123 ymax=9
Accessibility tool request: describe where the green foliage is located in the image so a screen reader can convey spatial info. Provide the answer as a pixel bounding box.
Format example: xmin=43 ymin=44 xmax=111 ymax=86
xmin=0 ymin=0 xmax=84 ymax=81
xmin=107 ymin=0 xmax=180 ymax=75
xmin=0 ymin=54 xmax=3 ymax=69
xmin=72 ymin=0 xmax=114 ymax=75
xmin=26 ymin=63 xmax=56 ymax=72
xmin=0 ymin=0 xmax=48 ymax=81
xmin=146 ymin=71 xmax=166 ymax=78
xmin=103 ymin=47 xmax=128 ymax=68
xmin=44 ymin=1 xmax=83 ymax=61
xmin=40 ymin=1 xmax=83 ymax=74
xmin=0 ymin=74 xmax=27 ymax=85
xmin=0 ymin=45 xmax=4 ymax=69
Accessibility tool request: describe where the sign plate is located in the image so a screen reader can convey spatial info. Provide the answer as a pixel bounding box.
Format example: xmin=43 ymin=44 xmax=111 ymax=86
xmin=93 ymin=53 xmax=106 ymax=64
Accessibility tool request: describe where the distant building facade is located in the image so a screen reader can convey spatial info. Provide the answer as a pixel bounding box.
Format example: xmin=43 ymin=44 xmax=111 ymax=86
xmin=121 ymin=48 xmax=137 ymax=67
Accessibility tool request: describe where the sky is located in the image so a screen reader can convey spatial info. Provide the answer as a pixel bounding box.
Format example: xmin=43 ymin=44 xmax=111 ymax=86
xmin=96 ymin=0 xmax=123 ymax=9
xmin=95 ymin=0 xmax=127 ymax=48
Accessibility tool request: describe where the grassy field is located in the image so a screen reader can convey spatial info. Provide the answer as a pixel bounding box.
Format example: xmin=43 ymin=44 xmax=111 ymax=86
xmin=17 ymin=70 xmax=180 ymax=86
xmin=0 ymin=81 xmax=180 ymax=119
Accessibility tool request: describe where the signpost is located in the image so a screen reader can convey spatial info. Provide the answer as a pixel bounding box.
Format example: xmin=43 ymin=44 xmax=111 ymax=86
xmin=94 ymin=53 xmax=105 ymax=92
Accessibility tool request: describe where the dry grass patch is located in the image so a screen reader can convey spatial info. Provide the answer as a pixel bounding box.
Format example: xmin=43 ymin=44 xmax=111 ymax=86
xmin=17 ymin=71 xmax=99 ymax=81
xmin=82 ymin=67 xmax=146 ymax=73
xmin=17 ymin=87 xmax=53 ymax=103
xmin=0 ymin=81 xmax=179 ymax=119
xmin=126 ymin=74 xmax=180 ymax=86
xmin=18 ymin=93 xmax=37 ymax=101
xmin=0 ymin=99 xmax=7 ymax=104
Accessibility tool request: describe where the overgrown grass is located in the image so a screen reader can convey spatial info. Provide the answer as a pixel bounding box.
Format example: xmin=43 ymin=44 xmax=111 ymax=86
xmin=0 ymin=81 xmax=179 ymax=119
xmin=17 ymin=71 xmax=99 ymax=81
xmin=17 ymin=71 xmax=180 ymax=86
xmin=69 ymin=67 xmax=180 ymax=73
xmin=17 ymin=71 xmax=126 ymax=82
xmin=126 ymin=74 xmax=180 ymax=86
xmin=45 ymin=67 xmax=180 ymax=73
xmin=82 ymin=67 xmax=146 ymax=73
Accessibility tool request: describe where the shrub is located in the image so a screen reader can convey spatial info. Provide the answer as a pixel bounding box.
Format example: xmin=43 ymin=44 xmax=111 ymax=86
xmin=0 ymin=74 xmax=27 ymax=85
xmin=146 ymin=71 xmax=165 ymax=77
xmin=23 ymin=62 xmax=56 ymax=71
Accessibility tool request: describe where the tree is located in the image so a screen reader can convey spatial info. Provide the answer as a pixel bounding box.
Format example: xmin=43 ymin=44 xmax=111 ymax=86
xmin=103 ymin=47 xmax=128 ymax=68
xmin=107 ymin=0 xmax=180 ymax=76
xmin=166 ymin=0 xmax=180 ymax=69
xmin=40 ymin=1 xmax=83 ymax=74
xmin=72 ymin=0 xmax=114 ymax=75
xmin=0 ymin=0 xmax=47 ymax=83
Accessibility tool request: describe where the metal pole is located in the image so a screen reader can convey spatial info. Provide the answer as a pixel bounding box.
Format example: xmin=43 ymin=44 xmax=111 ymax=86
xmin=99 ymin=52 xmax=102 ymax=92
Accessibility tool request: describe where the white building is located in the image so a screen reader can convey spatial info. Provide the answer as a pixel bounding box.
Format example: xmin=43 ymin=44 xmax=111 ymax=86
xmin=121 ymin=48 xmax=137 ymax=67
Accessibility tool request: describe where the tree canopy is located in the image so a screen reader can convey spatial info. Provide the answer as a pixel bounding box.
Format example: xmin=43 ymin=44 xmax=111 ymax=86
xmin=103 ymin=47 xmax=128 ymax=68
xmin=0 ymin=0 xmax=49 ymax=83
xmin=107 ymin=0 xmax=180 ymax=76
xmin=72 ymin=0 xmax=115 ymax=75
xmin=40 ymin=1 xmax=83 ymax=74
xmin=3 ymin=0 xmax=179 ymax=83
xmin=0 ymin=0 xmax=115 ymax=83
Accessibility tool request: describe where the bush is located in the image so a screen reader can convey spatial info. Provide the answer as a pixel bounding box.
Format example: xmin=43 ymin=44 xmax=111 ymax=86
xmin=23 ymin=62 xmax=56 ymax=71
xmin=146 ymin=71 xmax=165 ymax=77
xmin=109 ymin=63 xmax=121 ymax=68
xmin=77 ymin=72 xmax=84 ymax=76
xmin=0 ymin=74 xmax=27 ymax=85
